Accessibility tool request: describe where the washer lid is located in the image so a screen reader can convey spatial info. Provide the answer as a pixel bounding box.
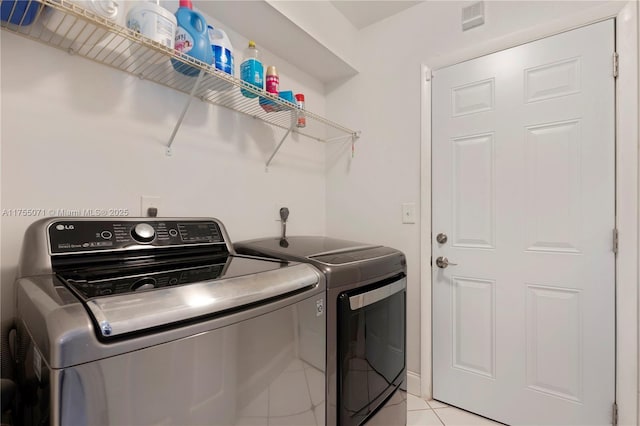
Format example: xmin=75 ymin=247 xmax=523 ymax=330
xmin=76 ymin=260 xmax=320 ymax=339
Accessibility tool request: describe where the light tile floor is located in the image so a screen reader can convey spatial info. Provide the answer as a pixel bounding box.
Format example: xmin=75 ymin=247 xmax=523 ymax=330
xmin=407 ymin=393 xmax=504 ymax=426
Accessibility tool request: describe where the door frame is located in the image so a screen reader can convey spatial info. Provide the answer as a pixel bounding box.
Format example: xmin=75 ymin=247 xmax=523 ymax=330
xmin=419 ymin=2 xmax=638 ymax=424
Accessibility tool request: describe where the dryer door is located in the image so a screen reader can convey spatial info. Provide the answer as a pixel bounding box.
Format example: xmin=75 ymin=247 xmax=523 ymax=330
xmin=337 ymin=275 xmax=406 ymax=426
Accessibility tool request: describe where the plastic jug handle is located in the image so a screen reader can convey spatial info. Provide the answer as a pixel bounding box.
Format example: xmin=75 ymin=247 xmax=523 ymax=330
xmin=193 ymin=11 xmax=208 ymax=35
xmin=212 ymin=28 xmax=226 ymax=40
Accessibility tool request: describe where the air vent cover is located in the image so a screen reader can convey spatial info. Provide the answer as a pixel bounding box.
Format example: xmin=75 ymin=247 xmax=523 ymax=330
xmin=462 ymin=1 xmax=485 ymax=31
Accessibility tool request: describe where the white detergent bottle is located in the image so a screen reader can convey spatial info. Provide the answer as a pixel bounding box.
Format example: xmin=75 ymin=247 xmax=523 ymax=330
xmin=208 ymin=26 xmax=234 ymax=76
xmin=43 ymin=0 xmax=123 ymax=48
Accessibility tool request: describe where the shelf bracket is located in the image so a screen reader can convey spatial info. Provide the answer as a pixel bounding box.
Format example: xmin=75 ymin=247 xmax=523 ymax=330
xmin=325 ymin=130 xmax=361 ymax=144
xmin=352 ymin=131 xmax=361 ymax=157
xmin=325 ymin=135 xmax=352 ymax=143
xmin=265 ymin=125 xmax=295 ymax=171
xmin=166 ymin=70 xmax=205 ymax=156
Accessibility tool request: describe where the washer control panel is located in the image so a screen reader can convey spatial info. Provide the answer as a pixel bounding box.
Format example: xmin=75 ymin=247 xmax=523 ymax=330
xmin=48 ymin=220 xmax=223 ymax=254
xmin=66 ymin=263 xmax=227 ymax=298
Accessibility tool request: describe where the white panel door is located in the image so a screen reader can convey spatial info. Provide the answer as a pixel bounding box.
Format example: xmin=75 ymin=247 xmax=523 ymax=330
xmin=432 ymin=20 xmax=615 ymax=425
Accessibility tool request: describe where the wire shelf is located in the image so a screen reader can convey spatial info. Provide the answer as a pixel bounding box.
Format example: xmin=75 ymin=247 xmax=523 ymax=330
xmin=1 ymin=0 xmax=359 ymax=153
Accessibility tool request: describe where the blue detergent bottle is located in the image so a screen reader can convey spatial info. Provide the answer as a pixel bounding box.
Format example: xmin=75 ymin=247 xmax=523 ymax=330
xmin=240 ymin=40 xmax=263 ymax=98
xmin=171 ymin=0 xmax=214 ymax=76
xmin=1 ymin=1 xmax=40 ymax=25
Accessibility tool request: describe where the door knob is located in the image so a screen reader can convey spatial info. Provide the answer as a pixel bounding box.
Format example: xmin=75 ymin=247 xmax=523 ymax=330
xmin=435 ymin=256 xmax=458 ymax=269
xmin=436 ymin=233 xmax=448 ymax=244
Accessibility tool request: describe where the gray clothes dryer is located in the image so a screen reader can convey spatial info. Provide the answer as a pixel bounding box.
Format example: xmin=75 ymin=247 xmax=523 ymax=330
xmin=235 ymin=236 xmax=407 ymax=426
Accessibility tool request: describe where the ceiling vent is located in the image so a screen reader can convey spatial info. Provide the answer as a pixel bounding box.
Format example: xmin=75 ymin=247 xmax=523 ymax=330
xmin=462 ymin=1 xmax=484 ymax=31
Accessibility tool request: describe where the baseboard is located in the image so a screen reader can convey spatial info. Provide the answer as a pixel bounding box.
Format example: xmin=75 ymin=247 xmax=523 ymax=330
xmin=407 ymin=371 xmax=421 ymax=396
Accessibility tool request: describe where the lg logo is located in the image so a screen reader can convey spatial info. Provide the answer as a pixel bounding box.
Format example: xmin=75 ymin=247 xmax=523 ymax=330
xmin=55 ymin=224 xmax=75 ymax=231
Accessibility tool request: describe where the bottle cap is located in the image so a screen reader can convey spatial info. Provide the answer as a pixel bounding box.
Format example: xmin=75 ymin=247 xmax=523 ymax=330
xmin=267 ymin=66 xmax=277 ymax=75
xmin=248 ymin=40 xmax=256 ymax=48
xmin=295 ymin=93 xmax=305 ymax=102
xmin=179 ymin=0 xmax=193 ymax=9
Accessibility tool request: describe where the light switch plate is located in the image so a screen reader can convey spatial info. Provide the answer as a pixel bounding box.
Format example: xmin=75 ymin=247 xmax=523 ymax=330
xmin=402 ymin=203 xmax=416 ymax=224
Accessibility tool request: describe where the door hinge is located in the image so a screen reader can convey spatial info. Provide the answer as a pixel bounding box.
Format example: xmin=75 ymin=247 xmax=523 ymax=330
xmin=612 ymin=401 xmax=618 ymax=426
xmin=613 ymin=228 xmax=619 ymax=254
xmin=613 ymin=52 xmax=619 ymax=78
xmin=425 ymin=69 xmax=432 ymax=82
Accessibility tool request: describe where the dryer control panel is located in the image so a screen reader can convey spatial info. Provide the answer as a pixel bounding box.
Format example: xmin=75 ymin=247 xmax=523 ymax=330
xmin=48 ymin=220 xmax=224 ymax=254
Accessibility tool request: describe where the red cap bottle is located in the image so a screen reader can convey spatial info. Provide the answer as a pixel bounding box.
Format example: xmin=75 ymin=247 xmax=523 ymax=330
xmin=295 ymin=93 xmax=306 ymax=128
xmin=179 ymin=0 xmax=193 ymax=9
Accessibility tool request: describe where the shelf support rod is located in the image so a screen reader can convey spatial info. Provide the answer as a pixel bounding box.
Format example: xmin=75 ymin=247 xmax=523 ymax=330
xmin=325 ymin=134 xmax=353 ymax=143
xmin=166 ymin=70 xmax=205 ymax=156
xmin=265 ymin=125 xmax=295 ymax=170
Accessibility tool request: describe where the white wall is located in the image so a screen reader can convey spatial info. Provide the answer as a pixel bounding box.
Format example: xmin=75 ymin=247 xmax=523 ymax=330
xmin=0 ymin=5 xmax=328 ymax=350
xmin=266 ymin=0 xmax=359 ymax=70
xmin=325 ymin=0 xmax=618 ymax=379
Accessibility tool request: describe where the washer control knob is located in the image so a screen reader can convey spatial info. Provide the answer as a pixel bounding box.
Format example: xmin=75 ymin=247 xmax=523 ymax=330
xmin=131 ymin=223 xmax=155 ymax=243
xmin=131 ymin=278 xmax=156 ymax=291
